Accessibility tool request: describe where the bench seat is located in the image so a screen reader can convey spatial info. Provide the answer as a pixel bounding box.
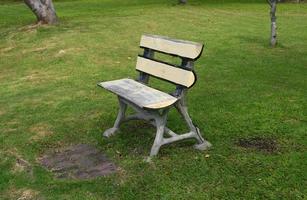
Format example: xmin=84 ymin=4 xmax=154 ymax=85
xmin=98 ymin=78 xmax=178 ymax=109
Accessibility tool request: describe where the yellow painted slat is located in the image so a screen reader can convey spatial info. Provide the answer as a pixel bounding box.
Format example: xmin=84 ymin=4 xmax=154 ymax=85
xmin=136 ymin=56 xmax=196 ymax=87
xmin=140 ymin=34 xmax=203 ymax=59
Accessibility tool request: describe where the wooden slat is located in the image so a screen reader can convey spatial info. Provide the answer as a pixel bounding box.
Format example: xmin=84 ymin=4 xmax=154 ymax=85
xmin=140 ymin=34 xmax=203 ymax=59
xmin=136 ymin=56 xmax=196 ymax=88
xmin=98 ymin=78 xmax=178 ymax=109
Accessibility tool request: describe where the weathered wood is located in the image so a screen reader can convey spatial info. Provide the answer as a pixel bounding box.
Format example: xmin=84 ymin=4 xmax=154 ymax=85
xmin=98 ymin=78 xmax=178 ymax=109
xmin=136 ymin=56 xmax=196 ymax=88
xmin=140 ymin=34 xmax=203 ymax=60
xmin=98 ymin=34 xmax=211 ymax=159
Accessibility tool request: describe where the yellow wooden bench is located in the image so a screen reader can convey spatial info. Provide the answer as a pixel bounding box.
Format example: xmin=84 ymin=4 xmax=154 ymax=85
xmin=98 ymin=34 xmax=211 ymax=160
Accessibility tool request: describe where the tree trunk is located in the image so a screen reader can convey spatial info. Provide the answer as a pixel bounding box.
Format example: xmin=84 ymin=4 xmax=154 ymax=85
xmin=268 ymin=0 xmax=277 ymax=47
xmin=24 ymin=0 xmax=58 ymax=24
xmin=179 ymin=0 xmax=187 ymax=4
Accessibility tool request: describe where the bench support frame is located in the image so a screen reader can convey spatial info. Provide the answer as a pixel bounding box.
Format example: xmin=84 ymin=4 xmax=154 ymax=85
xmin=103 ymin=95 xmax=211 ymax=160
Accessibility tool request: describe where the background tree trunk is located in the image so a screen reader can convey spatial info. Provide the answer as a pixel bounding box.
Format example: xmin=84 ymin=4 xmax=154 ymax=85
xmin=268 ymin=0 xmax=277 ymax=47
xmin=24 ymin=0 xmax=58 ymax=24
xmin=179 ymin=0 xmax=187 ymax=4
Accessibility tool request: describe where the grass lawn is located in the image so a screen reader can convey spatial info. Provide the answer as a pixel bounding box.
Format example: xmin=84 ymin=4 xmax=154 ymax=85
xmin=0 ymin=0 xmax=306 ymax=199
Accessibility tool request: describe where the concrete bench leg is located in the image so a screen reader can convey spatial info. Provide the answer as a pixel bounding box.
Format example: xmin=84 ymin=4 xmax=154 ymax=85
xmin=103 ymin=97 xmax=127 ymax=137
xmin=149 ymin=113 xmax=167 ymax=157
xmin=102 ymin=95 xmax=211 ymax=161
xmin=175 ymin=98 xmax=212 ymax=150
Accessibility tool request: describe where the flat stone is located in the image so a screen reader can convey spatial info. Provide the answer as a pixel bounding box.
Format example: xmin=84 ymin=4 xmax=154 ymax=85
xmin=40 ymin=144 xmax=116 ymax=180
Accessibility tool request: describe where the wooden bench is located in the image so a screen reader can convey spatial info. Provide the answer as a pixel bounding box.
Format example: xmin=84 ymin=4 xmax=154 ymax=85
xmin=98 ymin=34 xmax=211 ymax=159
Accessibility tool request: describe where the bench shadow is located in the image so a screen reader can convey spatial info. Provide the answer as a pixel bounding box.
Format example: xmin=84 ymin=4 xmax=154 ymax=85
xmin=236 ymin=35 xmax=288 ymax=49
xmin=101 ymin=119 xmax=196 ymax=157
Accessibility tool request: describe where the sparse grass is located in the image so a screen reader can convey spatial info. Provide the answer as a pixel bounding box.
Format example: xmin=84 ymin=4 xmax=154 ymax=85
xmin=0 ymin=0 xmax=306 ymax=199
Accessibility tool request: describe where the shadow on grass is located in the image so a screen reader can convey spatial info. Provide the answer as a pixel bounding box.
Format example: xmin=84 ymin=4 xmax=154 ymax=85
xmin=99 ymin=120 xmax=199 ymax=157
xmin=237 ymin=35 xmax=288 ymax=49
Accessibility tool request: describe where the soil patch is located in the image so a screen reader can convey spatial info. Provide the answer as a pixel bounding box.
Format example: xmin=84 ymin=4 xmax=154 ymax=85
xmin=236 ymin=136 xmax=278 ymax=153
xmin=40 ymin=144 xmax=116 ymax=180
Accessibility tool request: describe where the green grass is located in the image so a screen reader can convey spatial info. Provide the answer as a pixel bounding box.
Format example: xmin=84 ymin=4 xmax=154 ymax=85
xmin=0 ymin=0 xmax=306 ymax=199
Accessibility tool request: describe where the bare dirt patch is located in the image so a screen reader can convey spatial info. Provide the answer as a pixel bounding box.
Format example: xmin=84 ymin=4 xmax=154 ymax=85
xmin=0 ymin=109 xmax=6 ymax=117
xmin=21 ymin=39 xmax=55 ymax=55
xmin=17 ymin=189 xmax=39 ymax=200
xmin=5 ymin=187 xmax=39 ymax=200
xmin=0 ymin=45 xmax=16 ymax=53
xmin=12 ymin=157 xmax=32 ymax=174
xmin=236 ymin=136 xmax=278 ymax=153
xmin=6 ymin=148 xmax=33 ymax=175
xmin=39 ymin=144 xmax=117 ymax=180
xmin=19 ymin=71 xmax=50 ymax=84
xmin=17 ymin=70 xmax=70 ymax=86
xmin=2 ymin=120 xmax=19 ymax=133
xmin=55 ymin=47 xmax=84 ymax=57
xmin=30 ymin=123 xmax=53 ymax=141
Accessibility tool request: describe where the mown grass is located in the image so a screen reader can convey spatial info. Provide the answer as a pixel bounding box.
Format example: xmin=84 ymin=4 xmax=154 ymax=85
xmin=0 ymin=0 xmax=306 ymax=199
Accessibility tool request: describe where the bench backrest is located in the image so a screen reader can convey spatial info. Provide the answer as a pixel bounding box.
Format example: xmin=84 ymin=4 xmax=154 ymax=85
xmin=136 ymin=34 xmax=204 ymax=88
